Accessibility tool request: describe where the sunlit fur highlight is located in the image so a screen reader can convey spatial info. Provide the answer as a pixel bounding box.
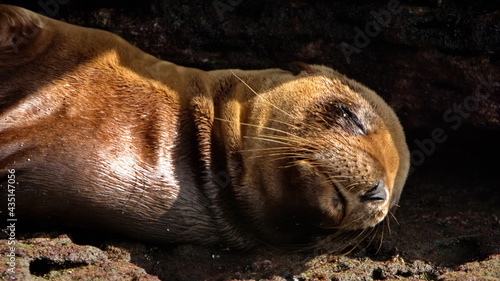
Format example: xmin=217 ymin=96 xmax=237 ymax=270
xmin=0 ymin=5 xmax=410 ymax=251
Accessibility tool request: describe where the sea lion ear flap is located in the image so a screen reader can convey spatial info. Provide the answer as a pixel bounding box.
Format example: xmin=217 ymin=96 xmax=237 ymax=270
xmin=279 ymin=61 xmax=319 ymax=75
xmin=0 ymin=5 xmax=44 ymax=56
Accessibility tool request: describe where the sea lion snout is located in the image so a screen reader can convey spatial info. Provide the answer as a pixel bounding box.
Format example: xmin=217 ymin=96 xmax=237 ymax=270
xmin=231 ymin=69 xmax=409 ymax=246
xmin=359 ymin=179 xmax=387 ymax=202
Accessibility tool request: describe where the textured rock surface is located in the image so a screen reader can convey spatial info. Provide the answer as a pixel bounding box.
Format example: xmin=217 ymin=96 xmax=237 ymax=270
xmin=0 ymin=234 xmax=160 ymax=280
xmin=1 ymin=0 xmax=499 ymax=280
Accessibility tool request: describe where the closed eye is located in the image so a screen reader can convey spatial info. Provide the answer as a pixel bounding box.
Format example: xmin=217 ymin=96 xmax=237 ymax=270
xmin=339 ymin=105 xmax=366 ymax=135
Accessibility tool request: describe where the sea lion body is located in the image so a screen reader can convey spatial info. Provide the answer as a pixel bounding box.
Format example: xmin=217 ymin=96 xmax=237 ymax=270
xmin=0 ymin=5 xmax=410 ymax=249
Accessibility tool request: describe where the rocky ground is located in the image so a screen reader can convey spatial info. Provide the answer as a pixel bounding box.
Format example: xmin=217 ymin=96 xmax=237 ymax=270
xmin=1 ymin=0 xmax=499 ymax=280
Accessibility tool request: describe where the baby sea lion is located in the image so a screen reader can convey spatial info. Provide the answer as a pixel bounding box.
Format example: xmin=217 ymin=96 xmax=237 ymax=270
xmin=0 ymin=5 xmax=410 ymax=250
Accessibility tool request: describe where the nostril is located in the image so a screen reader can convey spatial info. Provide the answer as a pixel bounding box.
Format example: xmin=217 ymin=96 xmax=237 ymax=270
xmin=360 ymin=179 xmax=386 ymax=202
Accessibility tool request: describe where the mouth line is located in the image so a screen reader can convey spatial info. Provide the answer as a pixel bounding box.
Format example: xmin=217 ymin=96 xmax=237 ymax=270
xmin=321 ymin=170 xmax=349 ymax=211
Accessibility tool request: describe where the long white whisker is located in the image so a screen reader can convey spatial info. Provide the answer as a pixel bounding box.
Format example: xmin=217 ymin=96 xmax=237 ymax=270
xmin=230 ymin=70 xmax=294 ymax=119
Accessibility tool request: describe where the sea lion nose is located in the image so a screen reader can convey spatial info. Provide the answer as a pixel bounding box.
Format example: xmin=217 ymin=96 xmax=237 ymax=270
xmin=360 ymin=180 xmax=386 ymax=202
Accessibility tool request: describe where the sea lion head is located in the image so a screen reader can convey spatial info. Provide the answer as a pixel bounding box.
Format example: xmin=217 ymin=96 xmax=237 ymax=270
xmin=234 ymin=65 xmax=410 ymax=247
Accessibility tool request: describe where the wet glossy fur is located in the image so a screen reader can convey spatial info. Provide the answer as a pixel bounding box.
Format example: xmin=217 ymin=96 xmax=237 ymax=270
xmin=0 ymin=5 xmax=410 ymax=249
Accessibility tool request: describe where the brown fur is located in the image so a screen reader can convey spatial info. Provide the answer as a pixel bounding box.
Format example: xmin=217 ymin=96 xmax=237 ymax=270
xmin=0 ymin=5 xmax=410 ymax=249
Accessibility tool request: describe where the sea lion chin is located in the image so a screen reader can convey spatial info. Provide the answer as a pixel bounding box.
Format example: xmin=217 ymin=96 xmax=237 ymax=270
xmin=0 ymin=5 xmax=410 ymax=250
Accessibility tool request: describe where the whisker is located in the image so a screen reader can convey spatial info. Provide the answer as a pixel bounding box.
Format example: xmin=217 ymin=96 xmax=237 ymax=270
xmin=388 ymin=209 xmax=399 ymax=226
xmin=215 ymin=117 xmax=300 ymax=139
xmin=319 ymin=177 xmax=353 ymax=184
xmin=304 ymin=107 xmax=332 ymax=130
xmin=365 ymin=225 xmax=379 ymax=248
xmin=323 ymin=173 xmax=364 ymax=182
xmin=385 ymin=216 xmax=392 ymax=235
xmin=230 ymin=70 xmax=294 ymax=119
xmin=241 ymin=122 xmax=299 ymax=138
xmin=341 ymin=229 xmax=373 ymax=255
xmin=246 ymin=133 xmax=306 ymax=144
xmin=238 ymin=147 xmax=295 ymax=153
xmin=253 ymin=152 xmax=306 ymax=159
xmin=266 ymin=118 xmax=301 ymax=130
xmin=242 ymin=136 xmax=291 ymax=146
xmin=375 ymin=222 xmax=385 ymax=255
